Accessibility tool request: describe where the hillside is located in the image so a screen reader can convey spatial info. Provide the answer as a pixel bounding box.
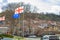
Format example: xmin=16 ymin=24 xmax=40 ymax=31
xmin=0 ymin=10 xmax=60 ymax=21
xmin=0 ymin=11 xmax=60 ymax=36
xmin=24 ymin=13 xmax=60 ymax=21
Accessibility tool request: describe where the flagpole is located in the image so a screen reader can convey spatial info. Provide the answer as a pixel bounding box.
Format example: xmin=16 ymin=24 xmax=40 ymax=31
xmin=13 ymin=19 xmax=17 ymax=35
xmin=13 ymin=6 xmax=24 ymax=36
xmin=22 ymin=12 xmax=24 ymax=37
xmin=18 ymin=13 xmax=21 ymax=36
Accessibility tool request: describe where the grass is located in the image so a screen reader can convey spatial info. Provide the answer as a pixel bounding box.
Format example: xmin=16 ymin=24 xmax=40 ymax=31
xmin=0 ymin=34 xmax=13 ymax=38
xmin=0 ymin=34 xmax=25 ymax=40
xmin=13 ymin=36 xmax=25 ymax=40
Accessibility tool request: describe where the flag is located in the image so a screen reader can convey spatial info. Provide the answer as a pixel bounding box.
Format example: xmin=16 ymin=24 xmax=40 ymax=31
xmin=12 ymin=6 xmax=24 ymax=19
xmin=12 ymin=14 xmax=20 ymax=19
xmin=0 ymin=16 xmax=5 ymax=21
xmin=15 ymin=6 xmax=24 ymax=14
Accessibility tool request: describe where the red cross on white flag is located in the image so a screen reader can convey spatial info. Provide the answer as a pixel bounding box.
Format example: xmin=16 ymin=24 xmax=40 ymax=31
xmin=15 ymin=6 xmax=24 ymax=14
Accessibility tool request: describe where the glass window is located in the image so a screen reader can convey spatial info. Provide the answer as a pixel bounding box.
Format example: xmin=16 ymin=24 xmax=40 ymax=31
xmin=43 ymin=37 xmax=48 ymax=39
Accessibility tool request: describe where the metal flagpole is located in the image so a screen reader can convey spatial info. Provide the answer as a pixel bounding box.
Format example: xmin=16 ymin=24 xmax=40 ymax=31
xmin=22 ymin=6 xmax=24 ymax=37
xmin=19 ymin=15 xmax=20 ymax=36
xmin=19 ymin=14 xmax=21 ymax=36
xmin=22 ymin=12 xmax=24 ymax=37
xmin=13 ymin=19 xmax=17 ymax=35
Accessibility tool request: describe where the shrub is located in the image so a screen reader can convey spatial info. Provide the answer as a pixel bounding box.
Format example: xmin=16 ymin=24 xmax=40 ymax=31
xmin=0 ymin=34 xmax=13 ymax=38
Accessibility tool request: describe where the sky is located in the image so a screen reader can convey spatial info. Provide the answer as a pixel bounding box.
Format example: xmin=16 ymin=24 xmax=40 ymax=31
xmin=0 ymin=0 xmax=60 ymax=15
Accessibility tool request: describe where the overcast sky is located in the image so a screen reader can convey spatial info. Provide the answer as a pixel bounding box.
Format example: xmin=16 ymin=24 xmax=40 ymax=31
xmin=0 ymin=0 xmax=60 ymax=14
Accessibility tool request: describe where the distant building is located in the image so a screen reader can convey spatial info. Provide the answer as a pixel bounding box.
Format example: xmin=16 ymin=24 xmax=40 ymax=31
xmin=48 ymin=21 xmax=57 ymax=26
xmin=0 ymin=27 xmax=9 ymax=34
xmin=38 ymin=23 xmax=48 ymax=28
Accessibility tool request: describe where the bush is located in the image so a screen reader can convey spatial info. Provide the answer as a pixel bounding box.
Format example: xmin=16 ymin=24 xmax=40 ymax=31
xmin=0 ymin=34 xmax=13 ymax=38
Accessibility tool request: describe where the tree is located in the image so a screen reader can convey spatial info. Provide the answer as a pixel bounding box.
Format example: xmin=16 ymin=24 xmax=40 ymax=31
xmin=24 ymin=3 xmax=31 ymax=13
xmin=2 ymin=2 xmax=37 ymax=13
xmin=31 ymin=6 xmax=38 ymax=13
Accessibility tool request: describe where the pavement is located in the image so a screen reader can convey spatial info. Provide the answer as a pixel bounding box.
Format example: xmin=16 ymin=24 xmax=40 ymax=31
xmin=13 ymin=36 xmax=41 ymax=40
xmin=13 ymin=36 xmax=25 ymax=40
xmin=25 ymin=38 xmax=41 ymax=40
xmin=1 ymin=37 xmax=41 ymax=40
xmin=8 ymin=36 xmax=41 ymax=40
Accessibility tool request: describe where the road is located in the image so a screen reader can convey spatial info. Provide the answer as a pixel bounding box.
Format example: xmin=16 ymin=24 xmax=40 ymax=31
xmin=25 ymin=38 xmax=41 ymax=40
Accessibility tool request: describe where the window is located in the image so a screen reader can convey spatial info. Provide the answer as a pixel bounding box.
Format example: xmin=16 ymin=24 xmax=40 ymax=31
xmin=49 ymin=36 xmax=59 ymax=39
xmin=43 ymin=37 xmax=49 ymax=39
xmin=0 ymin=21 xmax=3 ymax=24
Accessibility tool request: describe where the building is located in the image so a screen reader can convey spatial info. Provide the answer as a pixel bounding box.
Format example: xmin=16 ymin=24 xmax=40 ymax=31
xmin=0 ymin=27 xmax=9 ymax=34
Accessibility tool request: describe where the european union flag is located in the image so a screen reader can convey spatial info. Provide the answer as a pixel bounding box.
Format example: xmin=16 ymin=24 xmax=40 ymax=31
xmin=12 ymin=14 xmax=20 ymax=19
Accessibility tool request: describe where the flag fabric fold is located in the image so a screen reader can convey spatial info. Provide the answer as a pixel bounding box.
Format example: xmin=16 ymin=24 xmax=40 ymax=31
xmin=15 ymin=6 xmax=24 ymax=14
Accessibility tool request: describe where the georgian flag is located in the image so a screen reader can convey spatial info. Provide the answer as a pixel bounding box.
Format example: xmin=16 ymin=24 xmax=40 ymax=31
xmin=15 ymin=6 xmax=24 ymax=14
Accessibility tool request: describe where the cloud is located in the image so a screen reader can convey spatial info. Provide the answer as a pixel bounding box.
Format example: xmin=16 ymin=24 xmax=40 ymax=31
xmin=4 ymin=0 xmax=60 ymax=13
xmin=0 ymin=0 xmax=3 ymax=3
xmin=36 ymin=0 xmax=60 ymax=14
xmin=0 ymin=0 xmax=60 ymax=14
xmin=0 ymin=7 xmax=3 ymax=13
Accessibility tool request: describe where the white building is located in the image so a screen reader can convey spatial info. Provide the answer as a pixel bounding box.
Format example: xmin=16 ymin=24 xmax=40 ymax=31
xmin=0 ymin=27 xmax=9 ymax=34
